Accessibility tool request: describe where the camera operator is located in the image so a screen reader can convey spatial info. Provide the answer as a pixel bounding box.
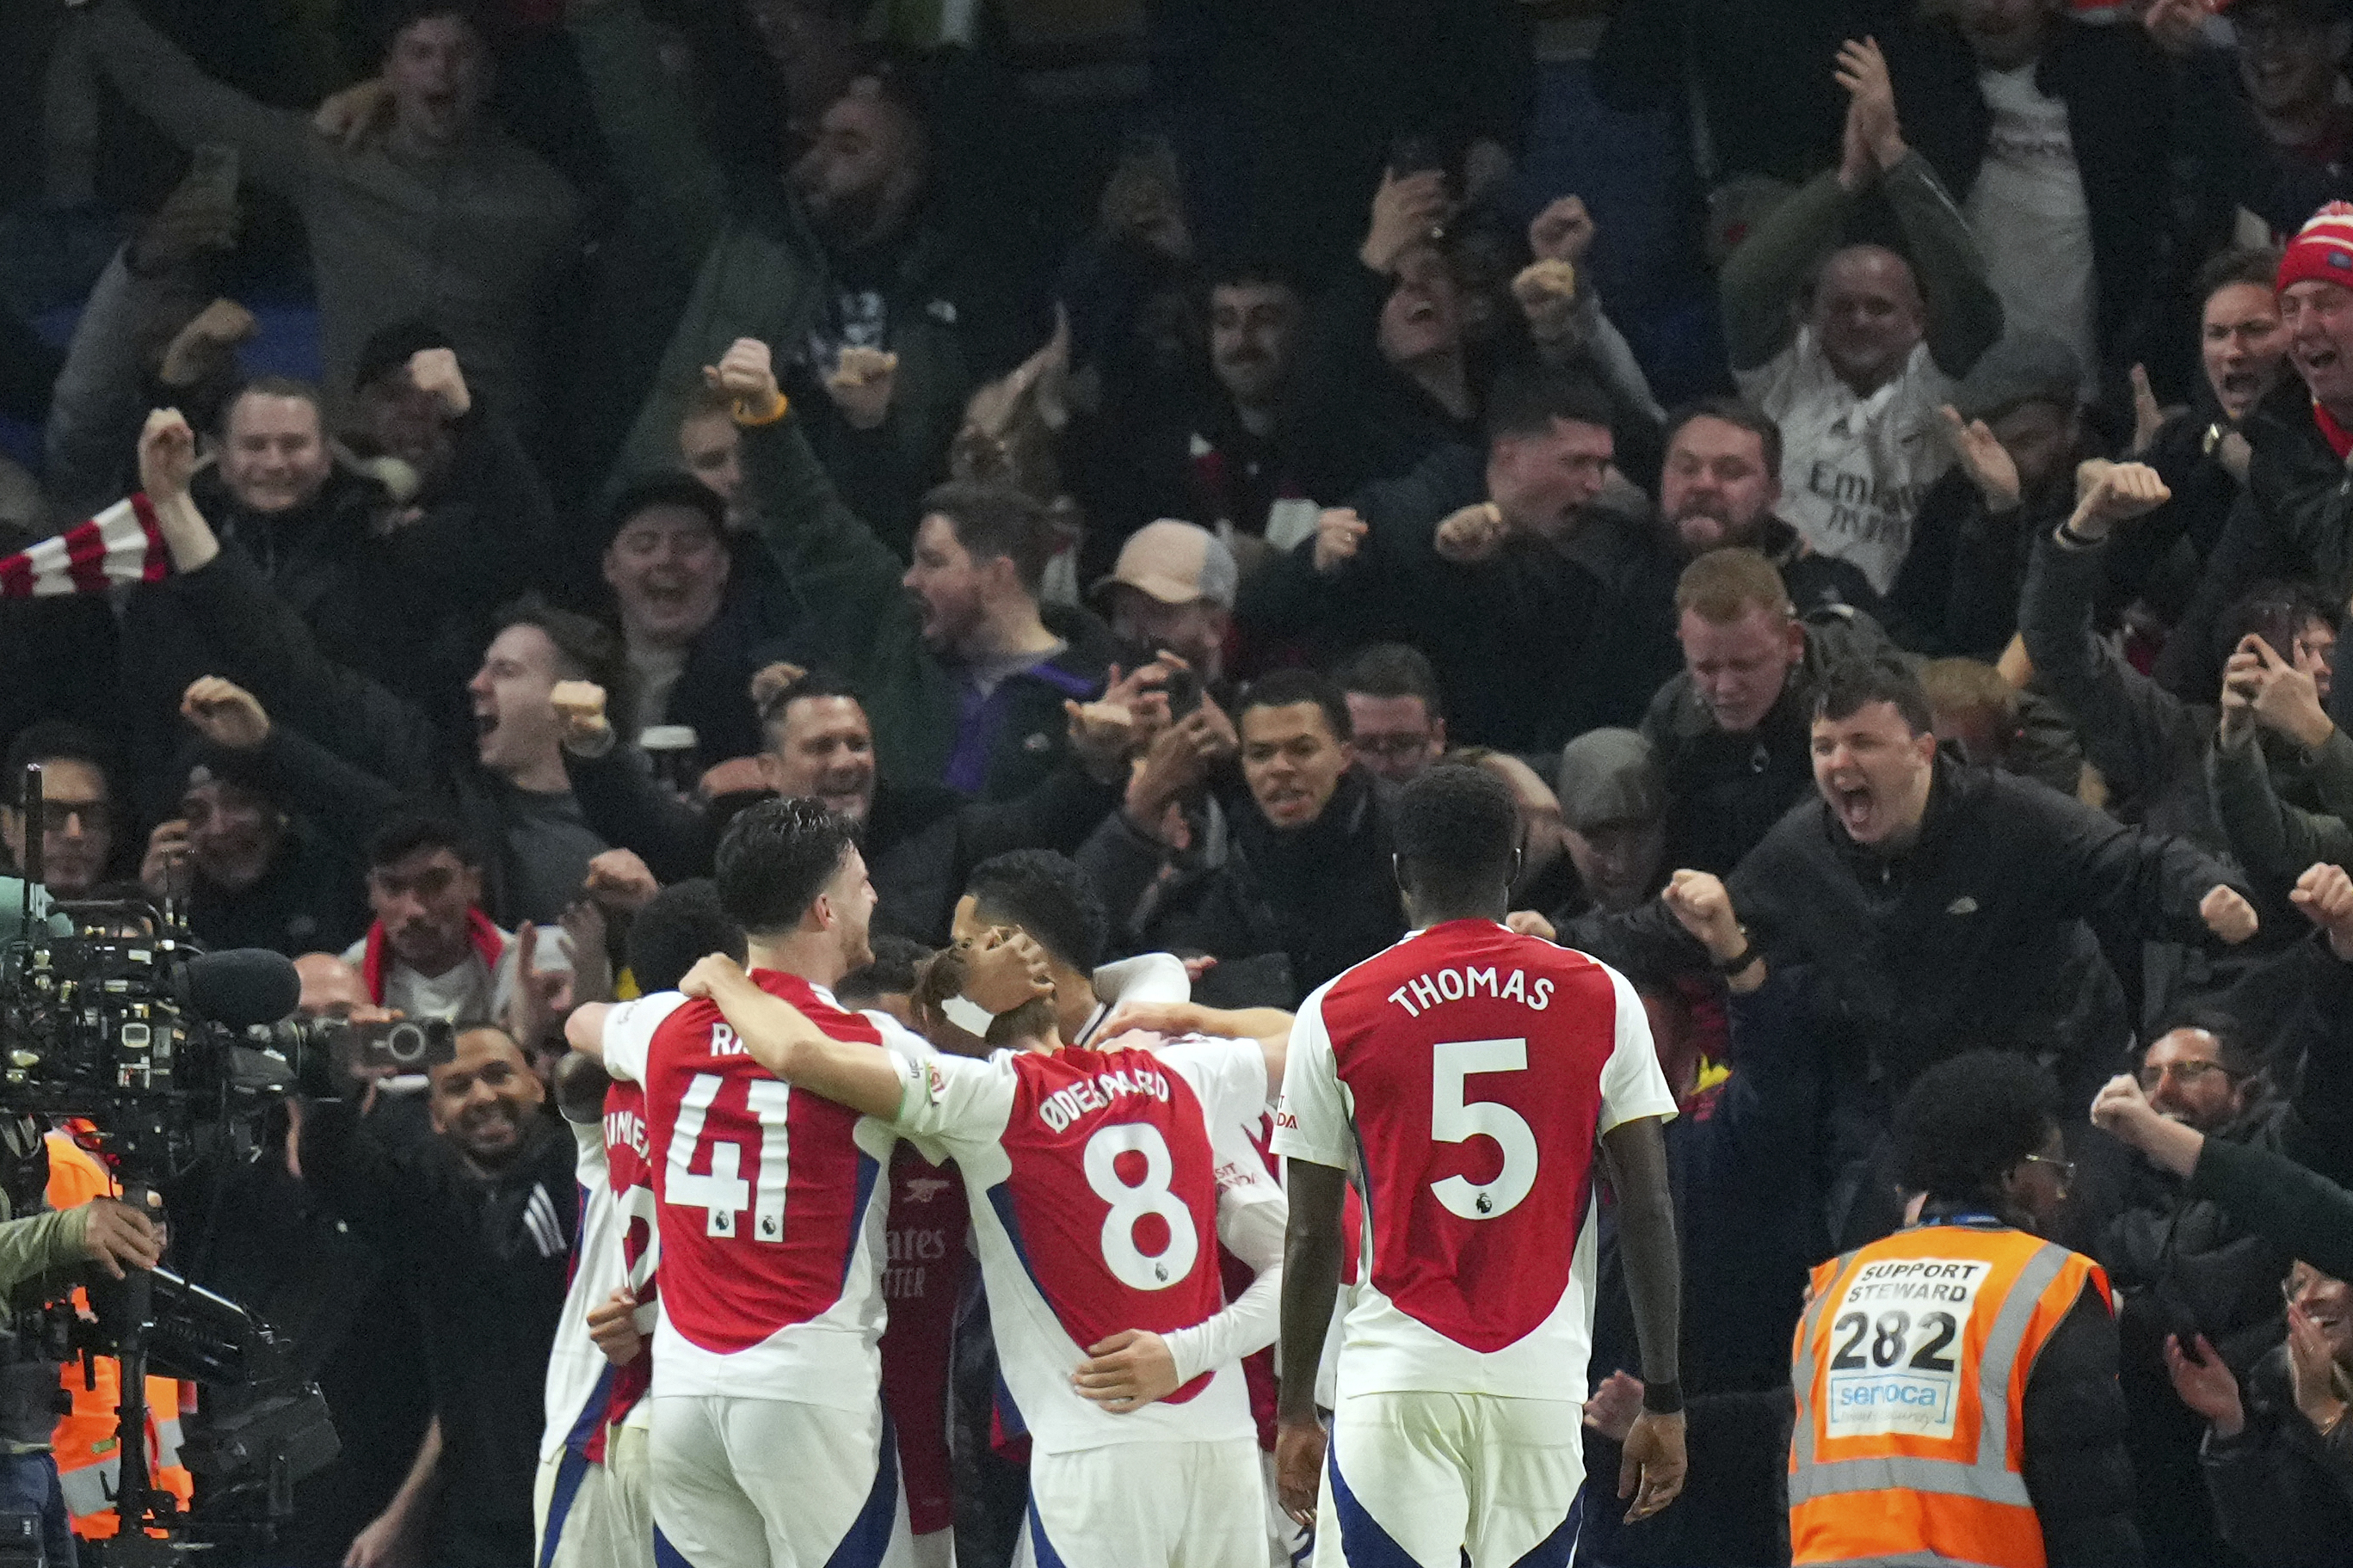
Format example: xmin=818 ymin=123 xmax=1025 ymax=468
xmin=295 ymin=1023 xmax=572 ymax=1567
xmin=0 ymin=1117 xmax=162 ymax=1568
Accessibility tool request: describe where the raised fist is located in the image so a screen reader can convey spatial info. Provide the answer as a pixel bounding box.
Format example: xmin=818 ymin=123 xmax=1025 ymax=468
xmin=1662 ymin=869 xmax=1745 ymax=963
xmin=704 ymin=338 xmax=782 ymax=414
xmin=1529 ymin=196 xmax=1597 ymax=268
xmin=409 ymin=347 xmax=470 ymax=418
xmin=139 ymin=408 xmax=200 ymax=501
xmin=824 ymin=346 xmax=899 ymax=431
xmin=159 ymin=298 xmax=259 ymax=388
xmin=551 ymin=680 xmax=610 ymax=750
xmin=180 ymin=675 xmax=270 ymax=750
xmin=1433 ymin=501 xmax=1507 ymax=565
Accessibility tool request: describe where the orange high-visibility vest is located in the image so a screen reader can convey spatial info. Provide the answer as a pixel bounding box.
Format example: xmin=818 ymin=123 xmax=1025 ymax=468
xmin=1789 ymin=1221 xmax=2110 ymax=1568
xmin=42 ymin=1133 xmax=194 ymax=1539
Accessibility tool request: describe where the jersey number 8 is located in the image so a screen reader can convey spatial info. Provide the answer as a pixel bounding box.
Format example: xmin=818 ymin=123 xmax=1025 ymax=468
xmin=1431 ymin=1038 xmax=1538 ymax=1221
xmin=668 ymin=1073 xmax=793 ymax=1241
xmin=1084 ymin=1122 xmax=1198 ymax=1291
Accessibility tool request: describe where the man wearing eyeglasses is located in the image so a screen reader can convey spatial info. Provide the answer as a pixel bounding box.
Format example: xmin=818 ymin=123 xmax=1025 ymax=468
xmin=0 ymin=723 xmax=120 ymax=901
xmin=2091 ymin=1006 xmax=2304 ymax=1562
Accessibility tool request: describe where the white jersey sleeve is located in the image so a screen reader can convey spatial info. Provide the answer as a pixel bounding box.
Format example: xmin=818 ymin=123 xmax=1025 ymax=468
xmin=890 ymin=1049 xmax=1019 ymax=1160
xmin=1268 ymin=983 xmax=1351 ymax=1170
xmin=1596 ymin=966 xmax=1679 ymax=1134
xmin=1156 ymin=1036 xmax=1268 ymax=1136
xmin=599 ymin=991 xmax=690 ymax=1085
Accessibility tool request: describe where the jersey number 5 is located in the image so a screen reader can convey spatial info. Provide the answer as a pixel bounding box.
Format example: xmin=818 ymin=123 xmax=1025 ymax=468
xmin=1084 ymin=1123 xmax=1199 ymax=1291
xmin=1430 ymin=1038 xmax=1538 ymax=1221
xmin=668 ymin=1073 xmax=792 ymax=1241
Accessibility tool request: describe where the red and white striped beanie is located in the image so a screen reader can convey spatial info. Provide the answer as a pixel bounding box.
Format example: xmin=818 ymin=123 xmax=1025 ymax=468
xmin=2279 ymin=202 xmax=2353 ymax=294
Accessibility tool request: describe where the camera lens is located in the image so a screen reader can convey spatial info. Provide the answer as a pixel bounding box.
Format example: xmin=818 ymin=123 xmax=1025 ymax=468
xmin=386 ymin=1023 xmax=427 ymax=1064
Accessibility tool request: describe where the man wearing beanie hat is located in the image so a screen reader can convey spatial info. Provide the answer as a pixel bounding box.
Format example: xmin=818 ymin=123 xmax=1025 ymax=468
xmin=1888 ymin=329 xmax=2095 ymax=658
xmin=1553 ymin=729 xmax=1670 ymax=917
xmin=2155 ymin=200 xmax=2353 ymax=701
xmin=2189 ymin=0 xmax=2353 ymax=238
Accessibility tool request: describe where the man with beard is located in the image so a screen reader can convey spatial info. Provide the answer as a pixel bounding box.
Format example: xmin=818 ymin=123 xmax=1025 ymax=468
xmin=1633 ymin=397 xmax=1882 ymax=620
xmin=576 ymin=0 xmax=1030 ymax=546
xmin=297 ymin=1021 xmax=574 ymax=1566
xmin=718 ymin=337 xmax=1118 ymax=801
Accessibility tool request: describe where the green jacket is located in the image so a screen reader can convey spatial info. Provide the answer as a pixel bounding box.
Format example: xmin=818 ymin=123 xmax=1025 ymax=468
xmin=740 ymin=414 xmax=1113 ymax=800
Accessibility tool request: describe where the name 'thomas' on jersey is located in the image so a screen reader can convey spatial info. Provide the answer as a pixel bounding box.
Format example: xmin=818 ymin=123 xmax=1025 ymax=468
xmin=601 ymin=971 xmax=921 ymax=1411
xmin=889 ymin=1037 xmax=1278 ymax=1455
xmin=1270 ymin=921 xmax=1676 ymax=1403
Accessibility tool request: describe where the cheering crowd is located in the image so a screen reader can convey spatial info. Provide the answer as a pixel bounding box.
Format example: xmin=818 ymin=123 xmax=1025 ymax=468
xmin=14 ymin=0 xmax=2353 ymax=1561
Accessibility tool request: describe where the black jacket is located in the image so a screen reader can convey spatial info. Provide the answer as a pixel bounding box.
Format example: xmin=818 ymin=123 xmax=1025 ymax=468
xmin=163 ymin=544 xmax=707 ymax=924
xmin=1640 ymin=606 xmax=1889 ymax=877
xmin=1239 ymin=445 xmax=1676 ymax=749
xmin=2155 ymin=377 xmax=2353 ymax=699
xmin=1887 ymin=465 xmax=2077 ymax=661
xmin=299 ymin=1102 xmax=574 ymax=1568
xmin=2009 ymin=1230 xmax=2148 ymax=1568
xmin=1076 ymin=766 xmax=1401 ymax=1000
xmin=2201 ymin=1345 xmax=2353 ymax=1568
xmin=1618 ymin=754 xmax=2243 ymax=1101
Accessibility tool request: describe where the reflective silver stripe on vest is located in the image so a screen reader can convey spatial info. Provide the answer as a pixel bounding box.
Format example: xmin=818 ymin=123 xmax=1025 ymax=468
xmin=152 ymin=1417 xmax=182 ymax=1473
xmin=1974 ymin=1244 xmax=2071 ymax=1473
xmin=1787 ymin=1451 xmax=2032 ymax=1508
xmin=58 ymin=1456 xmax=115 ymax=1518
xmin=1792 ymin=1234 xmax=2077 ymax=1512
xmin=1789 ymin=1245 xmax=1864 ymax=1473
xmin=1807 ymin=1553 xmax=2015 ymax=1568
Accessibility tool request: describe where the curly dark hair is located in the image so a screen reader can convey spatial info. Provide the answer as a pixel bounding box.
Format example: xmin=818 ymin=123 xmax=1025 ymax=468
xmin=967 ymin=850 xmax=1108 ymax=975
xmin=715 ymin=797 xmax=858 ymax=938
xmin=626 ymin=879 xmax=745 ymax=995
xmin=1393 ymin=763 xmax=1519 ymax=915
xmin=1892 ymin=1050 xmax=2059 ymax=1203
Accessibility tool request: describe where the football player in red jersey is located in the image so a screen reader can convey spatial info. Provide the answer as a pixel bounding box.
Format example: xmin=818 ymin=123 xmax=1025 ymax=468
xmin=679 ymin=892 xmax=1290 ymax=1568
xmin=567 ymin=800 xmax=937 ymax=1567
xmin=1271 ymin=764 xmax=1688 ymax=1565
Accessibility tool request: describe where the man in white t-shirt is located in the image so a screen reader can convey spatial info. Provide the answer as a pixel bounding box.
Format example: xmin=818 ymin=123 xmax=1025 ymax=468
xmin=1722 ymin=36 xmax=2004 ymax=593
xmin=679 ymin=923 xmax=1289 ymax=1568
xmin=1270 ymin=765 xmax=1687 ymax=1565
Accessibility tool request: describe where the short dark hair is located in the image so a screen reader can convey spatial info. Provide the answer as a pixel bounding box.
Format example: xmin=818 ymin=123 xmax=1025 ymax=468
xmin=1394 ymin=764 xmax=1519 ymax=913
xmin=626 ymin=879 xmax=745 ymax=994
xmin=370 ymin=0 xmax=490 ymax=57
xmin=491 ymin=595 xmax=631 ymax=713
xmin=1892 ymin=1050 xmax=2058 ymax=1202
xmin=1206 ymin=256 xmax=1303 ymax=297
xmin=1238 ymin=669 xmax=1352 ymax=743
xmin=602 ymin=472 xmax=727 ymax=556
xmin=714 ymin=796 xmax=858 ymax=937
xmin=1812 ymin=656 xmax=1935 ymax=738
xmin=2147 ymin=1005 xmax=2264 ymax=1081
xmin=756 ymin=667 xmax=865 ymax=734
xmin=1336 ymin=643 xmax=1443 ymax=722
xmin=921 ymin=482 xmax=1055 ymax=593
xmin=2195 ymin=245 xmax=2286 ymax=306
xmin=1663 ymin=397 xmax=1783 ymax=479
xmin=837 ymin=933 xmax=932 ymax=1010
xmin=966 ymin=850 xmax=1109 ymax=975
xmin=4 ymin=723 xmax=115 ymax=809
xmin=1485 ymin=364 xmax=1618 ymax=445
xmin=366 ymin=809 xmax=482 ymax=871
xmin=219 ymin=376 xmax=327 ymax=438
xmin=2219 ymin=578 xmax=2339 ymax=663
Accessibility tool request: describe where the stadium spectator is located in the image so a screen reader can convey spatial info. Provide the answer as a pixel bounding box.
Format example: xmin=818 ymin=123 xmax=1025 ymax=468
xmin=0 ymin=724 xmax=121 ymax=901
xmin=1336 ymin=643 xmax=1447 ymax=790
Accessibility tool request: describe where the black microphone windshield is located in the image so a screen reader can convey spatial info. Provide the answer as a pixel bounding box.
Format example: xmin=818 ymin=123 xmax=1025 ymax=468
xmin=180 ymin=949 xmax=301 ymax=1029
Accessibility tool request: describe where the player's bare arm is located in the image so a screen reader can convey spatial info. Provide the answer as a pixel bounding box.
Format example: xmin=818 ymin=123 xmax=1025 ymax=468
xmin=1106 ymin=999 xmax=1294 ymax=1088
xmin=565 ymin=1001 xmax=613 ymax=1062
xmin=681 ymin=955 xmax=905 ymax=1119
xmin=1274 ymin=1157 xmax=1348 ymax=1527
xmin=1599 ymin=1113 xmax=1689 ymax=1522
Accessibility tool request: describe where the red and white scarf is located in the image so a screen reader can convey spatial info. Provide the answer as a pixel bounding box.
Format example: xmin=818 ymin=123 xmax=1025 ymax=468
xmin=0 ymin=495 xmax=169 ymax=598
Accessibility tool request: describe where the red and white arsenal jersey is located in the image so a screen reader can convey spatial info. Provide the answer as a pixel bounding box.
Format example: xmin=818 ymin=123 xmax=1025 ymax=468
xmin=1270 ymin=921 xmax=1675 ymax=1402
xmin=601 ymin=971 xmax=921 ymax=1409
xmin=890 ymin=1037 xmax=1272 ymax=1454
xmin=541 ymin=1117 xmax=622 ymax=1465
xmin=602 ymin=1080 xmax=658 ymax=1436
